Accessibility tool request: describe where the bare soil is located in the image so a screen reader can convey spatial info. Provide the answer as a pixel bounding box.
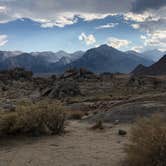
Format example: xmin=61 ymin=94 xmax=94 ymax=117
xmin=0 ymin=121 xmax=130 ymax=166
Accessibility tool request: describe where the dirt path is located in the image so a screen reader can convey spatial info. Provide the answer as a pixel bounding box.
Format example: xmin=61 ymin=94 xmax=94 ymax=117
xmin=0 ymin=121 xmax=129 ymax=166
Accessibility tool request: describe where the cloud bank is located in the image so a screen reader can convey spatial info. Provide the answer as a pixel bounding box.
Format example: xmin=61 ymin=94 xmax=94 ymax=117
xmin=132 ymin=0 xmax=166 ymax=13
xmin=107 ymin=37 xmax=131 ymax=49
xmin=0 ymin=0 xmax=165 ymax=51
xmin=0 ymin=0 xmax=133 ymax=27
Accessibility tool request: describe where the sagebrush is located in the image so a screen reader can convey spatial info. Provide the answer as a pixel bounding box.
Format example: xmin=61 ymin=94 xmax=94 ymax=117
xmin=0 ymin=102 xmax=65 ymax=136
xmin=124 ymin=115 xmax=166 ymax=166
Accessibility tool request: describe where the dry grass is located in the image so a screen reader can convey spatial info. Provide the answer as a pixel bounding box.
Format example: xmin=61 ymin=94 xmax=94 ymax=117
xmin=0 ymin=101 xmax=65 ymax=136
xmin=124 ymin=115 xmax=166 ymax=166
xmin=67 ymin=110 xmax=85 ymax=120
xmin=90 ymin=120 xmax=104 ymax=130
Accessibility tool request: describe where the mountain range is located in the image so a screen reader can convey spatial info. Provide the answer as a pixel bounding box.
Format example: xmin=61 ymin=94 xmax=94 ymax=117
xmin=0 ymin=45 xmax=164 ymax=74
xmin=132 ymin=54 xmax=166 ymax=76
xmin=141 ymin=50 xmax=165 ymax=62
xmin=66 ymin=45 xmax=153 ymax=73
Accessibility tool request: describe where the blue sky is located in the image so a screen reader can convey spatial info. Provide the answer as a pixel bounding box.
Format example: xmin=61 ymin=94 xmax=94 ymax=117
xmin=0 ymin=0 xmax=165 ymax=53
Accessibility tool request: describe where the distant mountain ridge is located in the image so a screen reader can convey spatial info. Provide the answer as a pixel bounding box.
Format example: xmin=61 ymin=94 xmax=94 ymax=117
xmin=0 ymin=50 xmax=84 ymax=73
xmin=0 ymin=45 xmax=156 ymax=73
xmin=141 ymin=49 xmax=165 ymax=62
xmin=66 ymin=45 xmax=153 ymax=73
xmin=132 ymin=55 xmax=166 ymax=76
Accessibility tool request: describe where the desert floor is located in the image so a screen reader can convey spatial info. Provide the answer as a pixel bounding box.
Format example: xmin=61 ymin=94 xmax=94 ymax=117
xmin=0 ymin=121 xmax=130 ymax=166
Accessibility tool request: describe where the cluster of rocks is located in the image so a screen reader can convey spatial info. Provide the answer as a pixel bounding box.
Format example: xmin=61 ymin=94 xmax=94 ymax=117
xmin=41 ymin=80 xmax=81 ymax=99
xmin=127 ymin=75 xmax=166 ymax=90
xmin=100 ymin=72 xmax=115 ymax=80
xmin=39 ymin=68 xmax=100 ymax=99
xmin=0 ymin=68 xmax=34 ymax=95
xmin=89 ymin=101 xmax=123 ymax=112
xmin=0 ymin=68 xmax=33 ymax=82
xmin=60 ymin=68 xmax=99 ymax=81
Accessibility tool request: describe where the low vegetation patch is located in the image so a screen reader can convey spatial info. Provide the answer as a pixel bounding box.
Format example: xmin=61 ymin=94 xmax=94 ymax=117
xmin=124 ymin=115 xmax=166 ymax=166
xmin=90 ymin=120 xmax=104 ymax=130
xmin=0 ymin=102 xmax=65 ymax=136
xmin=67 ymin=110 xmax=85 ymax=120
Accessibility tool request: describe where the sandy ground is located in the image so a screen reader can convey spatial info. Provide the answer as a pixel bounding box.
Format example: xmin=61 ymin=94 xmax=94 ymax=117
xmin=0 ymin=121 xmax=130 ymax=166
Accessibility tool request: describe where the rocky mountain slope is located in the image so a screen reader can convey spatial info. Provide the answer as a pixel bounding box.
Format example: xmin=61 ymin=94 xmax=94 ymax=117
xmin=132 ymin=55 xmax=166 ymax=75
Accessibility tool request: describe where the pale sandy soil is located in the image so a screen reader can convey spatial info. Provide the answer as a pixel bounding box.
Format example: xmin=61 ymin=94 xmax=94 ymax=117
xmin=0 ymin=121 xmax=130 ymax=166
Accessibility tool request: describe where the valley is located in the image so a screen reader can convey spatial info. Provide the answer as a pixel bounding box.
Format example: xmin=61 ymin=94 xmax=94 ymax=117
xmin=0 ymin=56 xmax=166 ymax=165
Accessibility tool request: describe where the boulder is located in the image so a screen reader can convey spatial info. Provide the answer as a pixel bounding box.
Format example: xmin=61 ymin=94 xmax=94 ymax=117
xmin=118 ymin=129 xmax=127 ymax=136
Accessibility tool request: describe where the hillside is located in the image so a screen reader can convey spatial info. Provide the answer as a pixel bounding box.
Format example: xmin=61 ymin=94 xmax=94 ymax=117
xmin=132 ymin=55 xmax=166 ymax=75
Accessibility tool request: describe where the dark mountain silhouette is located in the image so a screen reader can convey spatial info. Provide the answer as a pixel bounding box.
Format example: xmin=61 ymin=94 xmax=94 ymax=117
xmin=132 ymin=64 xmax=147 ymax=75
xmin=132 ymin=55 xmax=166 ymax=75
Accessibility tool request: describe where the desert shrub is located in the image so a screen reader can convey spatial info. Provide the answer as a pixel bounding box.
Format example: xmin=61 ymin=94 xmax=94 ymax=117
xmin=68 ymin=110 xmax=84 ymax=120
xmin=0 ymin=102 xmax=65 ymax=136
xmin=124 ymin=115 xmax=166 ymax=166
xmin=90 ymin=120 xmax=104 ymax=130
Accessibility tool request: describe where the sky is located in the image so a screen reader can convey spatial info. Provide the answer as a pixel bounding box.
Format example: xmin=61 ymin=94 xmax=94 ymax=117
xmin=0 ymin=0 xmax=165 ymax=53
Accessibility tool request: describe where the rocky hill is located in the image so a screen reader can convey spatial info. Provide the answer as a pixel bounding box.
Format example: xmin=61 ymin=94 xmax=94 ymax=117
xmin=132 ymin=55 xmax=166 ymax=76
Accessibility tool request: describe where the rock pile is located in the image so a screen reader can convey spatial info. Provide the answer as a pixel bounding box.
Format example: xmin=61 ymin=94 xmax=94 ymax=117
xmin=60 ymin=68 xmax=98 ymax=80
xmin=128 ymin=75 xmax=166 ymax=89
xmin=0 ymin=68 xmax=33 ymax=82
xmin=41 ymin=80 xmax=81 ymax=99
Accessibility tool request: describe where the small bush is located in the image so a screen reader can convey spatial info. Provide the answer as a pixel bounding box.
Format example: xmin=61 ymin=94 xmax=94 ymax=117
xmin=0 ymin=102 xmax=65 ymax=136
xmin=90 ymin=120 xmax=104 ymax=130
xmin=124 ymin=115 xmax=166 ymax=166
xmin=68 ymin=111 xmax=84 ymax=120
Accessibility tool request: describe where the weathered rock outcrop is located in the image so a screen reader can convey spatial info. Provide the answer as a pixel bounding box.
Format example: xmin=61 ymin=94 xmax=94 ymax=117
xmin=60 ymin=68 xmax=98 ymax=80
xmin=41 ymin=80 xmax=81 ymax=99
xmin=0 ymin=68 xmax=33 ymax=82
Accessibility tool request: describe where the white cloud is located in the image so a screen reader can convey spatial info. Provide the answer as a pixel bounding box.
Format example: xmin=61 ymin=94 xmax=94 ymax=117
xmin=124 ymin=6 xmax=166 ymax=51
xmin=124 ymin=7 xmax=166 ymax=33
xmin=131 ymin=46 xmax=143 ymax=52
xmin=96 ymin=23 xmax=118 ymax=29
xmin=140 ymin=35 xmax=146 ymax=40
xmin=0 ymin=0 xmax=164 ymax=31
xmin=0 ymin=0 xmax=133 ymax=27
xmin=78 ymin=13 xmax=115 ymax=21
xmin=107 ymin=37 xmax=131 ymax=49
xmin=95 ymin=44 xmax=100 ymax=48
xmin=0 ymin=34 xmax=8 ymax=46
xmin=141 ymin=30 xmax=166 ymax=51
xmin=79 ymin=33 xmax=96 ymax=45
xmin=38 ymin=13 xmax=78 ymax=28
xmin=131 ymin=24 xmax=140 ymax=29
xmin=0 ymin=6 xmax=6 ymax=13
xmin=124 ymin=12 xmax=152 ymax=22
